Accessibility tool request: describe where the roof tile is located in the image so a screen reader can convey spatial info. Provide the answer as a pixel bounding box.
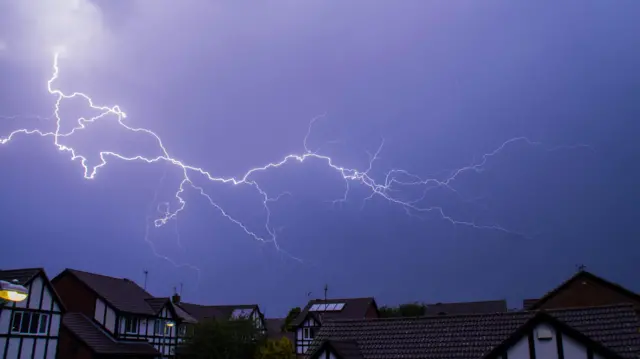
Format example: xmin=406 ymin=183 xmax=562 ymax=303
xmin=293 ymin=297 xmax=376 ymax=327
xmin=529 ymin=270 xmax=640 ymax=310
xmin=310 ymin=304 xmax=640 ymax=359
xmin=63 ymin=313 xmax=159 ymax=355
xmin=171 ymin=302 xmax=198 ymax=323
xmin=265 ymin=318 xmax=295 ymax=342
xmin=65 ymin=269 xmax=155 ymax=315
xmin=265 ymin=318 xmax=284 ymax=337
xmin=178 ymin=303 xmax=258 ymax=321
xmin=424 ymin=300 xmax=507 ymax=315
xmin=522 ymin=298 xmax=539 ymax=310
xmin=0 ymin=268 xmax=41 ymax=286
xmin=329 ymin=340 xmax=364 ymax=359
xmin=145 ymin=297 xmax=169 ymax=313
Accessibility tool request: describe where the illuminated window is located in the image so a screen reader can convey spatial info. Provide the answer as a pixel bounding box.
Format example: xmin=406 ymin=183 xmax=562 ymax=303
xmin=155 ymin=320 xmax=171 ymax=336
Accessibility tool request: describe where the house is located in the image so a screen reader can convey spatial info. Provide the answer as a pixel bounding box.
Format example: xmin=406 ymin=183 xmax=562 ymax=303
xmin=307 ymin=303 xmax=640 ymax=359
xmin=290 ymin=298 xmax=378 ymax=356
xmin=523 ymin=269 xmax=640 ymax=311
xmin=145 ymin=294 xmax=198 ymax=349
xmin=163 ymin=299 xmax=266 ymax=357
xmin=0 ymin=268 xmax=64 ymax=359
xmin=264 ymin=318 xmax=294 ymax=343
xmin=522 ymin=298 xmax=539 ymax=310
xmin=423 ymin=299 xmax=507 ymax=315
xmin=264 ymin=318 xmax=285 ymax=339
xmin=177 ymin=301 xmax=266 ymax=334
xmin=52 ymin=269 xmax=192 ymax=358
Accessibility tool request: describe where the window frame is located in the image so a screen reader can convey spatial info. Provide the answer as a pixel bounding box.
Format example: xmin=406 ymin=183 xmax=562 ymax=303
xmin=11 ymin=311 xmax=49 ymax=335
xmin=154 ymin=319 xmax=172 ymax=336
xmin=124 ymin=316 xmax=139 ymax=334
xmin=178 ymin=324 xmax=187 ymax=337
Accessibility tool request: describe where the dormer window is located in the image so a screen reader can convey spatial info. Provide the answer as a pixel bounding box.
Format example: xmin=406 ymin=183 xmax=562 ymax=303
xmin=124 ymin=317 xmax=138 ymax=334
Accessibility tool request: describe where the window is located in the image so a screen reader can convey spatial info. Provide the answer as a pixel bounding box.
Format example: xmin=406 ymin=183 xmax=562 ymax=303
xmin=124 ymin=317 xmax=139 ymax=334
xmin=302 ymin=327 xmax=313 ymax=340
xmin=254 ymin=316 xmax=264 ymax=331
xmin=178 ymin=325 xmax=187 ymax=337
xmin=11 ymin=312 xmax=49 ymax=334
xmin=154 ymin=319 xmax=171 ymax=336
xmin=154 ymin=320 xmax=163 ymax=336
xmin=231 ymin=308 xmax=253 ymax=319
xmin=309 ymin=303 xmax=345 ymax=312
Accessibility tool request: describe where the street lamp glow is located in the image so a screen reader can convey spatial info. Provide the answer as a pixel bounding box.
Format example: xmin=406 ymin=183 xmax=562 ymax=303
xmin=0 ymin=280 xmax=28 ymax=303
xmin=166 ymin=321 xmax=175 ymax=327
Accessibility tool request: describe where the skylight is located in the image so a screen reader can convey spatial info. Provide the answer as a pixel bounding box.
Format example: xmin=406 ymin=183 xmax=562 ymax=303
xmin=309 ymin=303 xmax=345 ymax=312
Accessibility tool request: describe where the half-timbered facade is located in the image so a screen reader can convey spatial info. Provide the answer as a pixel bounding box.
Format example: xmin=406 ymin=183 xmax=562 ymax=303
xmin=166 ymin=294 xmax=197 ymax=349
xmin=52 ymin=269 xmax=193 ymax=358
xmin=291 ymin=298 xmax=379 ymax=356
xmin=0 ymin=268 xmax=64 ymax=359
xmin=98 ymin=297 xmax=181 ymax=357
xmin=295 ymin=314 xmax=320 ymax=355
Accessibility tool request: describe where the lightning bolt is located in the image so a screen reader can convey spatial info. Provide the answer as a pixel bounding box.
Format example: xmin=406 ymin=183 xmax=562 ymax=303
xmin=1 ymin=52 xmax=593 ymax=265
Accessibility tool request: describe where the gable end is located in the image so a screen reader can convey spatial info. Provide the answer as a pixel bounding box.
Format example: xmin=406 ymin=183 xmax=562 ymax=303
xmin=482 ymin=312 xmax=626 ymax=359
xmin=530 ymin=271 xmax=640 ymax=310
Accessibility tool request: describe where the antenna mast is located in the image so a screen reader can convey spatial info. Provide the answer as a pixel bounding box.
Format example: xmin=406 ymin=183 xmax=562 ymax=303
xmin=143 ymin=270 xmax=149 ymax=290
xmin=324 ymin=284 xmax=328 ymax=317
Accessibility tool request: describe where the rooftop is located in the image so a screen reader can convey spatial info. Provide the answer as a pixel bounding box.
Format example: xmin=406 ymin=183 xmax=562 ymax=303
xmin=309 ymin=304 xmax=640 ymax=359
xmin=63 ymin=313 xmax=159 ymax=356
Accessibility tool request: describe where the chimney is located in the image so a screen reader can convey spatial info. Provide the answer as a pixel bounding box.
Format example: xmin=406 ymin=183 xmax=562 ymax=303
xmin=171 ymin=293 xmax=181 ymax=304
xmin=172 ymin=286 xmax=181 ymax=304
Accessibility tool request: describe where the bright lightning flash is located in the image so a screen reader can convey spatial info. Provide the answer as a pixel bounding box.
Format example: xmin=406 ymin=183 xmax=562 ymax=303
xmin=1 ymin=52 xmax=592 ymax=262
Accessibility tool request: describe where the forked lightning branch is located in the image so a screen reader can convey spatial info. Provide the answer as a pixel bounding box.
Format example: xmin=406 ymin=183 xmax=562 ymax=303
xmin=0 ymin=52 xmax=591 ymax=254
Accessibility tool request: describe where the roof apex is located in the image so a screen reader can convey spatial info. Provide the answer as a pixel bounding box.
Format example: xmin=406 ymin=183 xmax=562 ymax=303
xmin=480 ymin=309 xmax=628 ymax=359
xmin=292 ymin=297 xmax=377 ymax=328
xmin=528 ymin=270 xmax=640 ymax=310
xmin=56 ymin=268 xmax=155 ymax=315
xmin=0 ymin=268 xmax=43 ymax=285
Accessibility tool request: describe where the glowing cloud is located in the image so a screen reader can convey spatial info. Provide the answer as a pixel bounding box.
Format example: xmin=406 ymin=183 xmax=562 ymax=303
xmin=0 ymin=0 xmax=109 ymax=66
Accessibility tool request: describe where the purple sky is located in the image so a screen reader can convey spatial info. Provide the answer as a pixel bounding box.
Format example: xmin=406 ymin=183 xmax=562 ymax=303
xmin=1 ymin=1 xmax=639 ymax=317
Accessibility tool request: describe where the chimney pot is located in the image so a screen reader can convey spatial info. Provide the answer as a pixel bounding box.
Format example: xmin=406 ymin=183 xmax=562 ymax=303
xmin=172 ymin=293 xmax=181 ymax=304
